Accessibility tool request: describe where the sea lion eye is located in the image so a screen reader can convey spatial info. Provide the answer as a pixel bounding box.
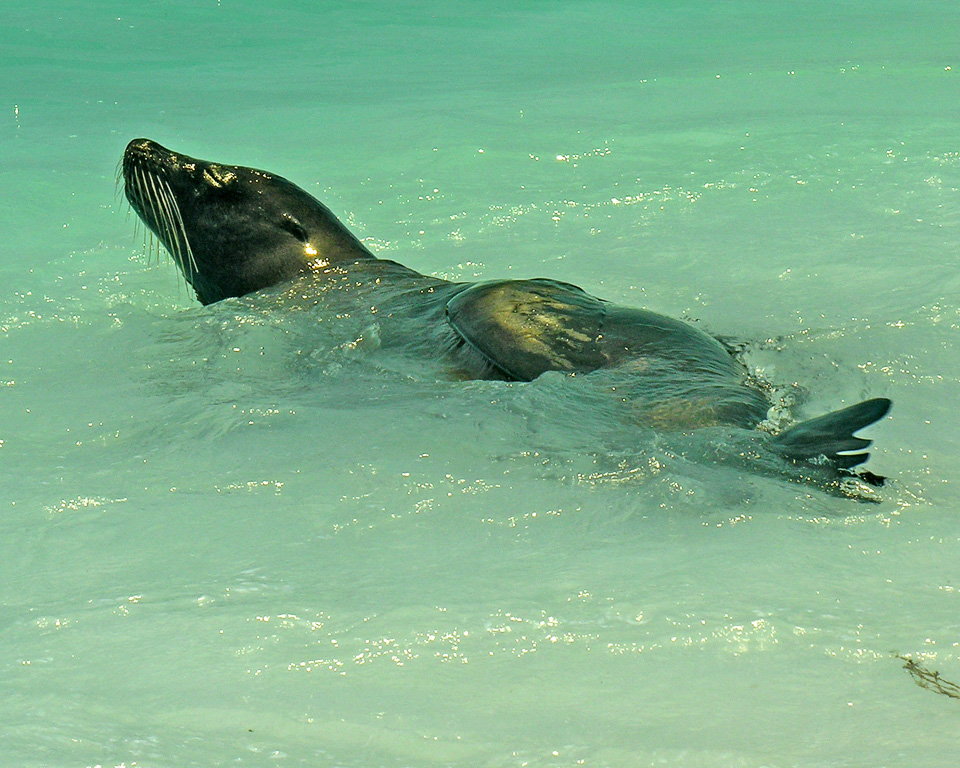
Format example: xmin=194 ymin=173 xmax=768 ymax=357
xmin=280 ymin=214 xmax=309 ymax=242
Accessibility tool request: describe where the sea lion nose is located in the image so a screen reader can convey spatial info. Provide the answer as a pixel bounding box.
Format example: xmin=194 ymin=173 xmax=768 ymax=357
xmin=124 ymin=138 xmax=181 ymax=166
xmin=125 ymin=137 xmax=160 ymax=158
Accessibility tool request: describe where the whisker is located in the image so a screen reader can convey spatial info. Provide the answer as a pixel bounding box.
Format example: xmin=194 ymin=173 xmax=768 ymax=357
xmin=134 ymin=170 xmax=160 ymax=267
xmin=122 ymin=156 xmax=197 ymax=300
xmin=162 ymin=182 xmax=194 ymax=298
xmin=153 ymin=172 xmax=184 ymax=272
xmin=125 ymin=172 xmax=147 ymax=259
xmin=141 ymin=166 xmax=177 ymax=268
xmin=134 ymin=166 xmax=160 ymax=246
xmin=150 ymin=173 xmax=190 ymax=294
xmin=162 ymin=177 xmax=198 ymax=278
xmin=114 ymin=157 xmax=124 ymax=203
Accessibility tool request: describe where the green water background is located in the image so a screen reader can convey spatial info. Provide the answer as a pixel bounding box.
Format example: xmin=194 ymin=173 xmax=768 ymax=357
xmin=2 ymin=2 xmax=960 ymax=766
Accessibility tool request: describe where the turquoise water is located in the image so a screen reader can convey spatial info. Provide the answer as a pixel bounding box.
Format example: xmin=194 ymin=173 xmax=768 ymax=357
xmin=3 ymin=1 xmax=960 ymax=766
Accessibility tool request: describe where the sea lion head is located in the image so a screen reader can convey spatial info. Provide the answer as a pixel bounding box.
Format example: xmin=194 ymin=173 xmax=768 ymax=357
xmin=122 ymin=138 xmax=373 ymax=304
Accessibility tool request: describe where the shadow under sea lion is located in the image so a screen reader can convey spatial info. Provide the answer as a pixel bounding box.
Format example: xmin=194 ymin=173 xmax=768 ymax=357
xmin=120 ymin=138 xmax=891 ymax=489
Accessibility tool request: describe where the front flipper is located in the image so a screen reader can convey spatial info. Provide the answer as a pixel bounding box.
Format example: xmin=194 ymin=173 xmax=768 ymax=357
xmin=445 ymin=279 xmax=610 ymax=380
xmin=445 ymin=278 xmax=744 ymax=383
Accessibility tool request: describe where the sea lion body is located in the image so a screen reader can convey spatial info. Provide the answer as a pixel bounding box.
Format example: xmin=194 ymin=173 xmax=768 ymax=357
xmin=121 ymin=138 xmax=890 ymax=473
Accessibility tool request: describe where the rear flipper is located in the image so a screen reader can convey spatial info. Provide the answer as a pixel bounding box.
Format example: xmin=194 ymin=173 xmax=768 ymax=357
xmin=771 ymin=397 xmax=891 ymax=479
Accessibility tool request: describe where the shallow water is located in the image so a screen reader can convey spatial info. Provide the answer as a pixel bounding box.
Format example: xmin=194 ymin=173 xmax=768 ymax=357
xmin=3 ymin=2 xmax=960 ymax=766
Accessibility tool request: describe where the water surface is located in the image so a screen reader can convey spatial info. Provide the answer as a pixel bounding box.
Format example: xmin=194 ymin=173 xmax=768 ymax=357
xmin=2 ymin=2 xmax=960 ymax=766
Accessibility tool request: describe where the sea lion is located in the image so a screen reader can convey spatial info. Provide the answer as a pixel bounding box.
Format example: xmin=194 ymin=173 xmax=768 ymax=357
xmin=120 ymin=138 xmax=891 ymax=479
